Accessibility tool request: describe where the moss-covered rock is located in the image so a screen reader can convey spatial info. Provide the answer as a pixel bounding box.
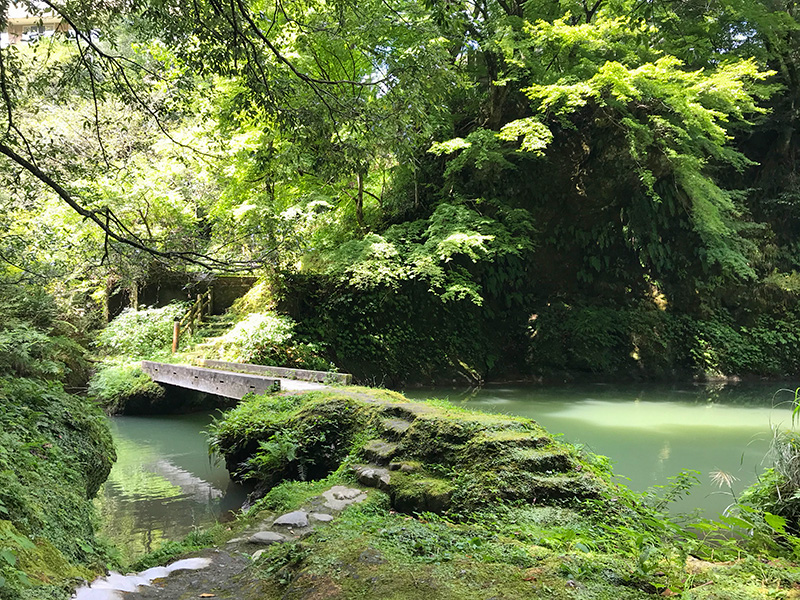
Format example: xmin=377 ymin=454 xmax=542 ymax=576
xmin=389 ymin=472 xmax=455 ymax=513
xmin=209 ymin=387 xmax=606 ymax=515
xmin=132 ymin=389 xmax=800 ymax=600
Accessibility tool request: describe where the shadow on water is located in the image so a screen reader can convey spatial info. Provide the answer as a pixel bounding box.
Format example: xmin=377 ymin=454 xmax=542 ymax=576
xmin=404 ymin=381 xmax=799 ymax=518
xmin=95 ymin=412 xmax=250 ymax=563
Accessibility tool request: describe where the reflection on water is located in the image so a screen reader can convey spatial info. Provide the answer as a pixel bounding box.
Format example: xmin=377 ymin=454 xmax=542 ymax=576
xmin=404 ymin=382 xmax=799 ymax=517
xmin=95 ymin=413 xmax=247 ymax=563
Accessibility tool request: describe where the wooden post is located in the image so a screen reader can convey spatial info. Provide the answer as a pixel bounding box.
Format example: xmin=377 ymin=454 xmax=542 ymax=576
xmin=172 ymin=318 xmax=180 ymax=353
xmin=196 ymin=294 xmax=203 ymax=325
xmin=207 ymin=287 xmax=214 ymax=317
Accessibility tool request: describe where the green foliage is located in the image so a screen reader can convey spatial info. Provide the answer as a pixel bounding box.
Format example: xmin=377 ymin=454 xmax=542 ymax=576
xmin=0 ymin=285 xmax=87 ymax=384
xmin=527 ymin=302 xmax=800 ymax=377
xmin=228 ymin=280 xmax=279 ymax=316
xmin=0 ymin=282 xmax=115 ymax=598
xmin=88 ymin=304 xmax=189 ymax=412
xmin=209 ymin=392 xmax=369 ymax=482
xmin=225 ymin=390 xmax=799 ymax=598
xmin=324 ymin=201 xmax=534 ymax=306
xmin=87 ymin=361 xmax=165 ymax=412
xmin=741 ymin=431 xmax=800 ymax=535
xmin=0 ymin=378 xmax=115 ymax=599
xmin=4 ymin=0 xmax=800 ymax=387
xmin=246 ymin=431 xmax=302 ymax=480
xmin=94 ymin=304 xmax=186 ymax=359
xmin=289 ymin=273 xmax=496 ymax=384
xmin=210 ymin=311 xmax=332 ymax=371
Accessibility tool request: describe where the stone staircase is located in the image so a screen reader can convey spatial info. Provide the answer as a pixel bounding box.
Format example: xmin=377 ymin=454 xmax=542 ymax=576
xmin=198 ymin=314 xmax=234 ymax=337
xmin=181 ymin=315 xmax=235 ymax=360
xmin=348 ymin=399 xmax=601 ymax=514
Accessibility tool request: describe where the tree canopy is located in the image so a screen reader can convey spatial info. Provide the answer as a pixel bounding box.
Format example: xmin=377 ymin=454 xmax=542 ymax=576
xmin=3 ymin=0 xmax=800 ymax=380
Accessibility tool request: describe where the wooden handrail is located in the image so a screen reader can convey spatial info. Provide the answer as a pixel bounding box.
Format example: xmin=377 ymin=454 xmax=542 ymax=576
xmin=172 ymin=288 xmax=213 ymax=353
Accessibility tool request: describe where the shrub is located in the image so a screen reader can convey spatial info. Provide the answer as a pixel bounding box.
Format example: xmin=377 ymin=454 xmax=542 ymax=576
xmin=744 ymin=430 xmax=800 ymax=532
xmin=86 ymin=361 xmax=165 ymax=412
xmin=0 ymin=286 xmax=88 ymax=385
xmin=212 ymin=312 xmax=331 ymax=371
xmin=94 ymin=304 xmax=186 ymax=359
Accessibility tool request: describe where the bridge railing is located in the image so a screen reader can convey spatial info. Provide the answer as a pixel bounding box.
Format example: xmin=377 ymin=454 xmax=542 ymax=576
xmin=172 ymin=288 xmax=213 ymax=353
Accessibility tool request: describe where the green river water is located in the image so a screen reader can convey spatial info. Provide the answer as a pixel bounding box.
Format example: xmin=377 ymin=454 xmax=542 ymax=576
xmin=94 ymin=413 xmax=249 ymax=563
xmin=96 ymin=381 xmax=798 ymax=560
xmin=405 ymin=381 xmax=799 ymax=517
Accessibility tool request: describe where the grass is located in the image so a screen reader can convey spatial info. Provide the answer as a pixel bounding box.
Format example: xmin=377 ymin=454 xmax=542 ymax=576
xmin=229 ymin=476 xmax=800 ymax=600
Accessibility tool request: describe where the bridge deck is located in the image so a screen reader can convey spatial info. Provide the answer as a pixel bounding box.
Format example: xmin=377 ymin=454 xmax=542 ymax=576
xmin=195 ymin=359 xmax=352 ymax=385
xmin=141 ymin=361 xmax=328 ymax=400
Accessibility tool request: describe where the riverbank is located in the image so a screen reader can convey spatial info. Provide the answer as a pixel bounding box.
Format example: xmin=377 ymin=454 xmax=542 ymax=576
xmin=80 ymin=385 xmax=800 ymax=599
xmin=100 ymin=478 xmax=800 ymax=599
xmin=0 ymin=379 xmax=116 ymax=600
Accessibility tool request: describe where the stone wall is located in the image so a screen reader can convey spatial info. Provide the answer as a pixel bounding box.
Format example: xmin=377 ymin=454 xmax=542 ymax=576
xmin=107 ymin=274 xmax=258 ymax=319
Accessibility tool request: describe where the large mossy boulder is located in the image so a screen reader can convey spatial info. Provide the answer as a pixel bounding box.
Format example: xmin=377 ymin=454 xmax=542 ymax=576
xmin=209 ymin=388 xmax=608 ymax=515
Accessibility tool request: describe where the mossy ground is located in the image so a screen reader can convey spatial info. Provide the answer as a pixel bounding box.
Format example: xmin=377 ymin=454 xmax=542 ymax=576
xmin=184 ymin=388 xmax=800 ymax=599
xmin=124 ymin=470 xmax=800 ymax=600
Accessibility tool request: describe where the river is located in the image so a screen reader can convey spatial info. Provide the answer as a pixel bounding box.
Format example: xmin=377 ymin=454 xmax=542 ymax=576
xmin=96 ymin=381 xmax=798 ymax=560
xmin=405 ymin=381 xmax=799 ymax=517
xmin=94 ymin=413 xmax=249 ymax=563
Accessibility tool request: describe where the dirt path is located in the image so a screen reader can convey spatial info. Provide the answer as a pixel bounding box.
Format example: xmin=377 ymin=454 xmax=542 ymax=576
xmin=121 ymin=548 xmax=263 ymax=600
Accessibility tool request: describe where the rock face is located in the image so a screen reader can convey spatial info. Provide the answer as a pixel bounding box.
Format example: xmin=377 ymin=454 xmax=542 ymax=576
xmin=213 ymin=388 xmax=605 ymax=515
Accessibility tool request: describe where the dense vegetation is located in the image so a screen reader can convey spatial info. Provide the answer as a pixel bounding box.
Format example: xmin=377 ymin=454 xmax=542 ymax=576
xmin=3 ymin=0 xmax=800 ymax=383
xmin=193 ymin=386 xmax=800 ymax=599
xmin=1 ymin=0 xmax=800 ymax=595
xmin=0 ymin=284 xmax=115 ymax=599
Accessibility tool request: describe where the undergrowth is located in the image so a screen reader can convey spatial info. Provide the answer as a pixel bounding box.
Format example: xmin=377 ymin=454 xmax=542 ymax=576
xmin=202 ymin=311 xmax=334 ymax=372
xmin=0 ymin=285 xmax=116 ymax=600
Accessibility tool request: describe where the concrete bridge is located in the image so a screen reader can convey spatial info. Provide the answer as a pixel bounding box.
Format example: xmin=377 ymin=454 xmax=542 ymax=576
xmin=140 ymin=360 xmax=351 ymax=400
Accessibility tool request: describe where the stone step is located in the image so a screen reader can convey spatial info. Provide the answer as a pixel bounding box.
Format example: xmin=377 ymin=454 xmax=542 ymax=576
xmin=379 ymin=402 xmax=435 ymax=421
xmin=463 ymin=430 xmax=552 ymax=457
xmin=206 ymin=314 xmax=233 ymax=322
xmin=351 ymin=464 xmax=391 ymax=490
xmin=509 ymin=447 xmax=574 ymax=473
xmin=492 ymin=472 xmax=601 ymax=503
xmin=199 ymin=325 xmax=229 ymax=334
xmin=351 ymin=464 xmax=454 ymax=514
xmin=381 ymin=418 xmax=412 ymax=440
xmin=390 ymin=474 xmax=455 ymax=514
xmin=192 ymin=342 xmax=218 ymax=350
xmin=363 ymin=439 xmax=399 ymax=464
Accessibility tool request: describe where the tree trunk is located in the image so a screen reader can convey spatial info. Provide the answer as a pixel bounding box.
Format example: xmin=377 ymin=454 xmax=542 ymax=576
xmin=356 ymin=171 xmax=366 ymax=230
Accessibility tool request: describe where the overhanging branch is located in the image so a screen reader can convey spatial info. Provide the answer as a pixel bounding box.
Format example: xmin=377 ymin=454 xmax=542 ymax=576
xmin=0 ymin=141 xmax=267 ymax=271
